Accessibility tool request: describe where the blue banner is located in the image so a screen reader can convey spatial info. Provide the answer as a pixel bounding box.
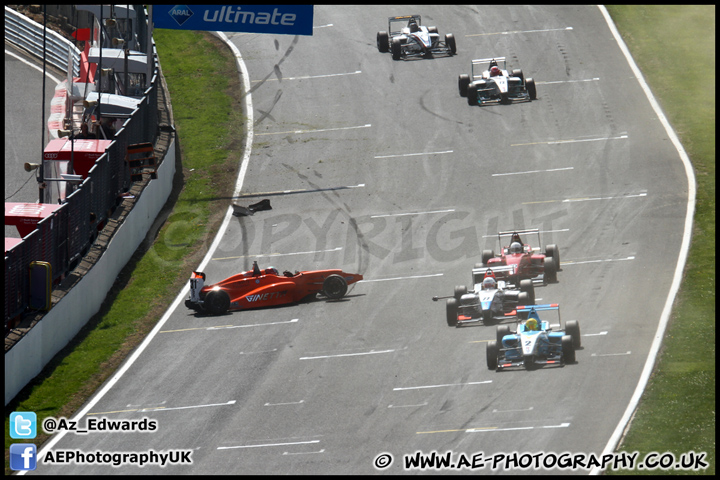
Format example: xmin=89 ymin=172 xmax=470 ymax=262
xmin=153 ymin=5 xmax=313 ymax=36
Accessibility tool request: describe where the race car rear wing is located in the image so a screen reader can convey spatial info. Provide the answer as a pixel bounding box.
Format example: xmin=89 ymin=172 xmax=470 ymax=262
xmin=497 ymin=228 xmax=543 ymax=251
xmin=472 ymin=264 xmax=517 ymax=284
xmin=471 ymin=56 xmax=507 ymax=79
xmin=516 ymin=303 xmax=559 ymax=312
xmin=516 ymin=303 xmax=562 ymax=325
xmin=388 ymin=14 xmax=422 ymax=35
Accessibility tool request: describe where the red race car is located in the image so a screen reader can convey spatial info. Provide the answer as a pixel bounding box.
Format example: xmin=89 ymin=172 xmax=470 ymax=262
xmin=480 ymin=229 xmax=560 ymax=285
xmin=185 ymin=261 xmax=363 ymax=315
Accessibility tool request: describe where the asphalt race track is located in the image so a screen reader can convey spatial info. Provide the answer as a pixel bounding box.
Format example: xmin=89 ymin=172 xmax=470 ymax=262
xmin=30 ymin=6 xmax=690 ymax=475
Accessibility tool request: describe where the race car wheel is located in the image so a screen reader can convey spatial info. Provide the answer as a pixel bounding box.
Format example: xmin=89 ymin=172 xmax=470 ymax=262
xmin=446 ymin=298 xmax=458 ymax=327
xmin=562 ymin=335 xmax=576 ymax=364
xmin=545 ymin=244 xmax=560 ymax=271
xmin=496 ymin=325 xmax=511 ymax=345
xmin=565 ymin=320 xmax=581 ymax=349
xmin=526 ymin=78 xmax=537 ymax=100
xmin=322 ymin=274 xmax=348 ymax=299
xmin=512 ymin=69 xmax=524 ymax=83
xmin=458 ymin=74 xmax=470 ymax=97
xmin=467 ymin=84 xmax=478 ymax=106
xmin=391 ymin=38 xmax=402 ymax=60
xmin=486 ymin=340 xmax=499 ymax=370
xmin=428 ymin=26 xmax=438 ymax=34
xmin=519 ymin=279 xmax=535 ymax=305
xmin=445 ymin=33 xmax=456 ymax=55
xmin=481 ymin=249 xmax=495 ymax=265
xmin=377 ymin=31 xmax=389 ymax=53
xmin=205 ymin=289 xmax=230 ymax=315
xmin=543 ymin=257 xmax=557 ymax=283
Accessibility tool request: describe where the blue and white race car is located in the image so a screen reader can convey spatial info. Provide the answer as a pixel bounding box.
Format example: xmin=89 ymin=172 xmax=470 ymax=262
xmin=486 ymin=304 xmax=580 ymax=370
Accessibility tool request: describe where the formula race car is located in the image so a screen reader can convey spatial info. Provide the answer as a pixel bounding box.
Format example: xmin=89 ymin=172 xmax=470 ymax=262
xmin=486 ymin=304 xmax=581 ymax=370
xmin=479 ymin=229 xmax=560 ymax=285
xmin=434 ymin=266 xmax=535 ymax=327
xmin=377 ymin=14 xmax=456 ymax=60
xmin=185 ymin=261 xmax=363 ymax=315
xmin=458 ymin=57 xmax=536 ymax=105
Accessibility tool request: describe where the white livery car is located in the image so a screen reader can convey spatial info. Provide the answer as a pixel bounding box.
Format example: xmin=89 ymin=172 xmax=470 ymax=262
xmin=459 ymin=57 xmax=537 ymax=105
xmin=377 ymin=14 xmax=456 ymax=60
xmin=438 ymin=265 xmax=536 ymax=327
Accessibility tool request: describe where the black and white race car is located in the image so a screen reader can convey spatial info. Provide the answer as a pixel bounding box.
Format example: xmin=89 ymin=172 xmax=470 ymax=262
xmin=433 ymin=266 xmax=535 ymax=327
xmin=458 ymin=57 xmax=537 ymax=105
xmin=377 ymin=14 xmax=456 ymax=60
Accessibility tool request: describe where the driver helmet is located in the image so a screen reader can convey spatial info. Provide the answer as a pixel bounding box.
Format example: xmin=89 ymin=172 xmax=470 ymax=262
xmin=510 ymin=242 xmax=523 ymax=254
xmin=490 ymin=66 xmax=501 ymax=76
xmin=408 ymin=18 xmax=419 ymax=32
xmin=482 ymin=277 xmax=497 ymax=290
xmin=265 ymin=267 xmax=279 ymax=275
xmin=525 ymin=318 xmax=538 ymax=331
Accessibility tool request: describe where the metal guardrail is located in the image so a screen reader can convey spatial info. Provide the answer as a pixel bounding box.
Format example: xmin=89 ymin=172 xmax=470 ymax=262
xmin=4 ymin=6 xmax=81 ymax=77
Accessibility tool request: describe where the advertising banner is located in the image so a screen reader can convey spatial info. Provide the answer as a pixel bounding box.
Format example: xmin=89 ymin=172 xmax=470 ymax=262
xmin=153 ymin=4 xmax=314 ymax=36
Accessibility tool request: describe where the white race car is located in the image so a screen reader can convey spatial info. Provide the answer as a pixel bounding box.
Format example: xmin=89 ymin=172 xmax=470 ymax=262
xmin=434 ymin=266 xmax=535 ymax=327
xmin=377 ymin=14 xmax=456 ymax=60
xmin=459 ymin=57 xmax=536 ymax=105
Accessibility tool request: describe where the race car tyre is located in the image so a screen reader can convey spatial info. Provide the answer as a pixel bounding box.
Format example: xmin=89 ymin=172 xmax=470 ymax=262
xmin=519 ymin=279 xmax=535 ymax=305
xmin=454 ymin=285 xmax=468 ymax=301
xmin=428 ymin=26 xmax=438 ymax=34
xmin=526 ymin=77 xmax=537 ymax=100
xmin=545 ymin=244 xmax=560 ymax=271
xmin=377 ymin=31 xmax=389 ymax=53
xmin=391 ymin=38 xmax=402 ymax=60
xmin=458 ymin=74 xmax=470 ymax=97
xmin=482 ymin=249 xmax=495 ymax=265
xmin=562 ymin=335 xmax=576 ymax=364
xmin=445 ymin=33 xmax=456 ymax=55
xmin=518 ymin=291 xmax=530 ymax=307
xmin=565 ymin=320 xmax=581 ymax=349
xmin=486 ymin=340 xmax=499 ymax=370
xmin=543 ymin=257 xmax=558 ymax=283
xmin=323 ymin=274 xmax=348 ymax=299
xmin=205 ymin=289 xmax=231 ymax=315
xmin=512 ymin=69 xmax=524 ymax=83
xmin=496 ymin=325 xmax=511 ymax=345
xmin=467 ymin=84 xmax=478 ymax=106
xmin=446 ymin=298 xmax=458 ymax=327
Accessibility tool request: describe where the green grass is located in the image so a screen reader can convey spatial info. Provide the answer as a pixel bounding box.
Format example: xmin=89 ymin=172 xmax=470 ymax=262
xmin=604 ymin=5 xmax=715 ymax=475
xmin=5 ymin=7 xmax=715 ymax=475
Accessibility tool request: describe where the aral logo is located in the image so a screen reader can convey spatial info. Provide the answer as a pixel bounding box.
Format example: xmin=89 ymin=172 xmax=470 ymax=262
xmin=169 ymin=5 xmax=194 ymax=27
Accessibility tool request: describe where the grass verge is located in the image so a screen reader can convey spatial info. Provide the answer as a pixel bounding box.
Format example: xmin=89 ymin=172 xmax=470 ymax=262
xmin=604 ymin=5 xmax=715 ymax=475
